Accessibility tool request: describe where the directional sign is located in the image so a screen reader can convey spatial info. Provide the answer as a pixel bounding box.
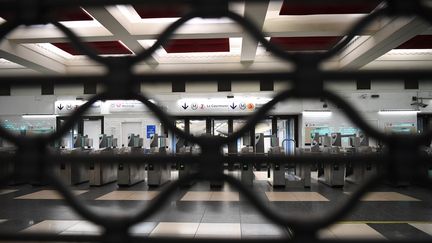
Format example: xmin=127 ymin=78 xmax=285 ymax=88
xmin=230 ymin=102 xmax=237 ymax=110
xmin=181 ymin=103 xmax=189 ymax=110
xmin=55 ymin=100 xmax=100 ymax=115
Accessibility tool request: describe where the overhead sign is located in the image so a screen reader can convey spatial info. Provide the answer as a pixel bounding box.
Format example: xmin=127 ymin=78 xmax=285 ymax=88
xmin=55 ymin=100 xmax=101 ymax=115
xmin=177 ymin=97 xmax=270 ymax=112
xmin=107 ymin=100 xmax=149 ymax=113
xmin=146 ymin=125 xmax=156 ymax=139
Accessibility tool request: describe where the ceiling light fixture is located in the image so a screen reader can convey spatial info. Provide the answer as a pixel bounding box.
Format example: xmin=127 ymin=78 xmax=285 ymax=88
xmin=302 ymin=110 xmax=332 ymax=117
xmin=378 ymin=109 xmax=420 ymax=115
xmin=22 ymin=114 xmax=57 ymax=119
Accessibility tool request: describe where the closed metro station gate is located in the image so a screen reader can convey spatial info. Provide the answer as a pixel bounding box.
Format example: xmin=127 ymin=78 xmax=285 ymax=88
xmin=0 ymin=0 xmax=432 ymax=242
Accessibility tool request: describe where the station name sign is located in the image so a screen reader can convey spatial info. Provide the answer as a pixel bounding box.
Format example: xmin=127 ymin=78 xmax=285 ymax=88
xmin=177 ymin=97 xmax=271 ymax=112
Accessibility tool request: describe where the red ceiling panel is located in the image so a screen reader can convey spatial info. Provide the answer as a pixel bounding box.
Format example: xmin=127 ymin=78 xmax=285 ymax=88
xmin=0 ymin=7 xmax=92 ymax=21
xmin=52 ymin=41 xmax=132 ymax=55
xmin=279 ymin=1 xmax=381 ymax=15
xmin=163 ymin=39 xmax=230 ymax=53
xmin=396 ymin=35 xmax=432 ymax=49
xmin=133 ymin=5 xmax=189 ymax=18
xmin=269 ymin=37 xmax=342 ymax=51
xmin=53 ymin=7 xmax=93 ymax=21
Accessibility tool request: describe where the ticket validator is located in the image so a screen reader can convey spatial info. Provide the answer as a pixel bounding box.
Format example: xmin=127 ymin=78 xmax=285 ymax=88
xmin=58 ymin=134 xmax=91 ymax=185
xmin=89 ymin=134 xmax=118 ymax=186
xmin=147 ymin=133 xmax=171 ymax=186
xmin=117 ymin=134 xmax=145 ymax=186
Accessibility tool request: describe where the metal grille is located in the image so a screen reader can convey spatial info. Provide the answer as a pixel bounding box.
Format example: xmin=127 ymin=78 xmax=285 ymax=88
xmin=0 ymin=0 xmax=432 ymax=242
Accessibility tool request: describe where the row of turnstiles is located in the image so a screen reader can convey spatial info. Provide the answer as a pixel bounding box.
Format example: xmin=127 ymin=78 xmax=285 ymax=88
xmin=57 ymin=133 xmax=172 ymax=187
xmin=0 ymin=133 xmax=172 ymax=187
xmin=0 ymin=132 xmax=384 ymax=188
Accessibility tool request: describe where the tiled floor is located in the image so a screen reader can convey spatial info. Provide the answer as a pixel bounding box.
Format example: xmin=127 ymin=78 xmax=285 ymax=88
xmin=181 ymin=191 xmax=239 ymax=201
xmin=344 ymin=192 xmax=420 ymax=201
xmin=96 ymin=191 xmax=159 ymax=200
xmin=17 ymin=219 xmax=393 ymax=239
xmin=265 ymin=192 xmax=329 ymax=201
xmin=15 ymin=190 xmax=88 ymax=200
xmin=22 ymin=220 xmax=81 ymax=233
xmin=150 ymin=222 xmax=199 ymax=237
xmin=195 ymin=223 xmax=241 ymax=238
xmin=319 ymin=223 xmax=386 ymax=239
xmin=0 ymin=189 xmax=17 ymax=195
xmin=410 ymin=223 xmax=432 ymax=236
xmin=0 ymin=178 xmax=431 ymax=240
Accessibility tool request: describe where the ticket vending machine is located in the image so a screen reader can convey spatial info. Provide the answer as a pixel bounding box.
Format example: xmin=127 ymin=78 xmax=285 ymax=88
xmin=147 ymin=133 xmax=171 ymax=186
xmin=117 ymin=134 xmax=145 ymax=186
xmin=58 ymin=134 xmax=91 ymax=185
xmin=89 ymin=135 xmax=118 ymax=186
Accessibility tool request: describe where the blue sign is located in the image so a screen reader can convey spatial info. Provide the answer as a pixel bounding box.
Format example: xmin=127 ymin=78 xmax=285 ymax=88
xmin=146 ymin=125 xmax=156 ymax=139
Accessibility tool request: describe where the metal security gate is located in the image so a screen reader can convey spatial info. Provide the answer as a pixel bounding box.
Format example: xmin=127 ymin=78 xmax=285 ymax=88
xmin=0 ymin=0 xmax=432 ymax=242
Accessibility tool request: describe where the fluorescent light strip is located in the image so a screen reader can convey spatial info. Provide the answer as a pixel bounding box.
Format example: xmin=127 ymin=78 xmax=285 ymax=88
xmin=378 ymin=110 xmax=419 ymax=115
xmin=302 ymin=111 xmax=332 ymax=118
xmin=22 ymin=115 xmax=57 ymax=119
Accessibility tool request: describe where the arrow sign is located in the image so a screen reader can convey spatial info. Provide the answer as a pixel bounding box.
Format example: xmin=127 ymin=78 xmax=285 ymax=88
xmin=181 ymin=103 xmax=189 ymax=110
xmin=230 ymin=102 xmax=237 ymax=110
xmin=57 ymin=104 xmax=64 ymax=110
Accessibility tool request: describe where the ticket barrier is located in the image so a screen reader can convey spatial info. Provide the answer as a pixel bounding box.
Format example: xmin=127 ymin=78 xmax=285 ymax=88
xmin=89 ymin=135 xmax=118 ymax=186
xmin=147 ymin=134 xmax=171 ymax=186
xmin=0 ymin=147 xmax=23 ymax=185
xmin=178 ymin=146 xmax=199 ymax=186
xmin=319 ymin=146 xmax=345 ymax=187
xmin=345 ymin=147 xmax=377 ymax=184
xmin=240 ymin=146 xmax=254 ymax=186
xmin=268 ymin=146 xmax=285 ymax=187
xmin=283 ymin=148 xmax=312 ymax=188
xmin=58 ymin=134 xmax=91 ymax=185
xmin=117 ymin=134 xmax=145 ymax=186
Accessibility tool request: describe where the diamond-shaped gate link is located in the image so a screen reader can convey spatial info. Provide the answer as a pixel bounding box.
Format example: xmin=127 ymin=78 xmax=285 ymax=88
xmin=0 ymin=0 xmax=431 ymax=242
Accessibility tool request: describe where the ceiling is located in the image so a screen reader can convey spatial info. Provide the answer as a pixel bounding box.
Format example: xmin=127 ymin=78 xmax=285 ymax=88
xmin=0 ymin=0 xmax=431 ymax=75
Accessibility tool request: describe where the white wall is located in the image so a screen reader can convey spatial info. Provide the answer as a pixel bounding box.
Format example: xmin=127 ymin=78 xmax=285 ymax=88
xmin=2 ymin=80 xmax=432 ymax=149
xmin=103 ymin=114 xmax=165 ymax=149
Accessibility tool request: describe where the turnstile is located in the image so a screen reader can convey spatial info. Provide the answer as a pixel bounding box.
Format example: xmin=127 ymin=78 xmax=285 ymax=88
xmin=117 ymin=147 xmax=145 ymax=186
xmin=318 ymin=147 xmax=345 ymax=187
xmin=89 ymin=148 xmax=118 ymax=186
xmin=268 ymin=146 xmax=285 ymax=187
xmin=345 ymin=146 xmax=377 ymax=184
xmin=58 ymin=148 xmax=90 ymax=185
xmin=89 ymin=135 xmax=118 ymax=186
xmin=240 ymin=146 xmax=254 ymax=186
xmin=283 ymin=148 xmax=311 ymax=188
xmin=177 ymin=146 xmax=198 ymax=186
xmin=147 ymin=147 xmax=171 ymax=186
xmin=147 ymin=133 xmax=171 ymax=187
xmin=0 ymin=147 xmax=23 ymax=185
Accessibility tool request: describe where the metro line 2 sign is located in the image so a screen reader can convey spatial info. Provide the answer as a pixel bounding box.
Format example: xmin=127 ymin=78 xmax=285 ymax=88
xmin=177 ymin=98 xmax=267 ymax=112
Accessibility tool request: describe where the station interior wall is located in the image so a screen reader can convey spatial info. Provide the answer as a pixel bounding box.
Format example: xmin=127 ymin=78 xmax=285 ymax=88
xmin=0 ymin=80 xmax=431 ymax=149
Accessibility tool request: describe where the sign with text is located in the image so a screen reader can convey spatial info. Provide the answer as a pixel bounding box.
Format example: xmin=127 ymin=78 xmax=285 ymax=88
xmin=55 ymin=100 xmax=101 ymax=115
xmin=177 ymin=97 xmax=271 ymax=112
xmin=107 ymin=100 xmax=149 ymax=113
